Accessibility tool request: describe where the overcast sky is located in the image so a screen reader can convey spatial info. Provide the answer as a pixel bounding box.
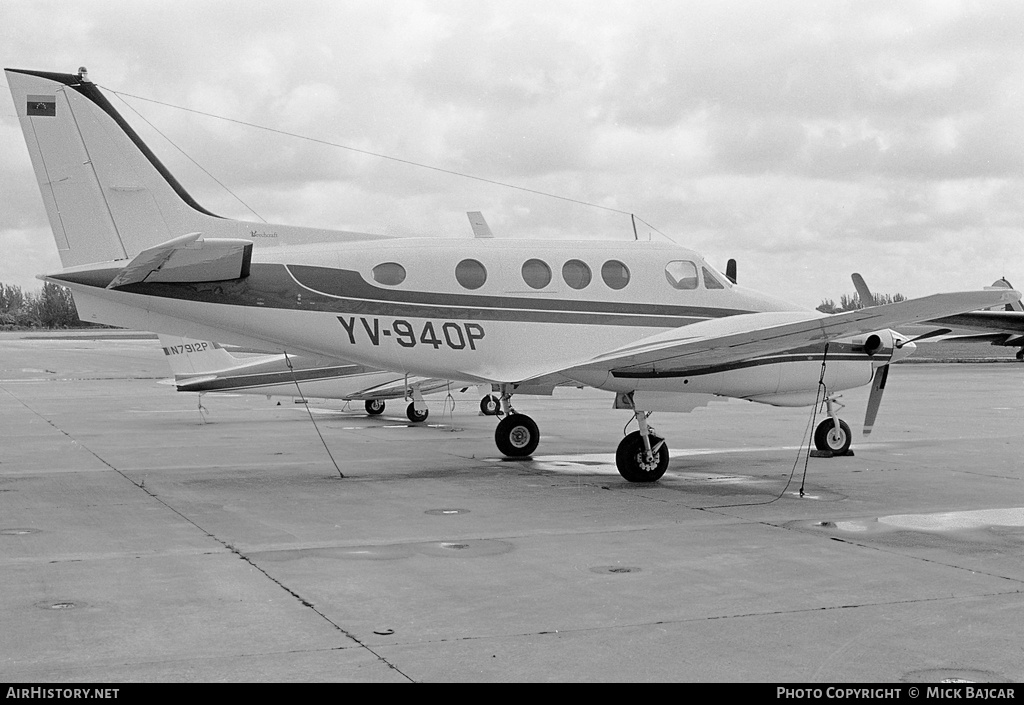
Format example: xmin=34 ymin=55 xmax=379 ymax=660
xmin=2 ymin=0 xmax=1022 ymax=309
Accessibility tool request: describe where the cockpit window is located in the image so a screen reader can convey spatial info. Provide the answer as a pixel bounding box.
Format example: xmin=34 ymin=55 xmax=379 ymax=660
xmin=665 ymin=260 xmax=698 ymax=290
xmin=455 ymin=259 xmax=487 ymax=290
xmin=371 ymin=262 xmax=406 ymax=286
xmin=601 ymin=260 xmax=630 ymax=290
xmin=702 ymin=266 xmax=725 ymax=289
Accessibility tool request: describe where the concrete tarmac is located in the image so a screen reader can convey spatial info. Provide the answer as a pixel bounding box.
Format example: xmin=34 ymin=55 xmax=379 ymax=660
xmin=1 ymin=331 xmax=1022 ymax=683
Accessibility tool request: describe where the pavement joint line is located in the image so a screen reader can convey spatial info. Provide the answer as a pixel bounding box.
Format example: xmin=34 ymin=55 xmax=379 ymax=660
xmin=381 ymin=589 xmax=1024 ymax=647
xmin=3 ymin=382 xmax=415 ymax=681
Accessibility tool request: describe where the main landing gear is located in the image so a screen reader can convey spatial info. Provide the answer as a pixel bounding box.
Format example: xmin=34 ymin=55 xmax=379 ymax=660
xmin=492 ymin=388 xmax=540 ymax=458
xmin=813 ymin=395 xmax=852 ymax=455
xmin=615 ymin=410 xmax=669 ymax=482
xmin=489 ymin=388 xmax=669 ymax=483
xmin=362 ymin=398 xmax=429 ymax=423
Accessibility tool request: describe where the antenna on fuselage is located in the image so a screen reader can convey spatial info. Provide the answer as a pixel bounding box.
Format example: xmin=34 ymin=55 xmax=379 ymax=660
xmin=631 ymin=214 xmax=638 ymax=241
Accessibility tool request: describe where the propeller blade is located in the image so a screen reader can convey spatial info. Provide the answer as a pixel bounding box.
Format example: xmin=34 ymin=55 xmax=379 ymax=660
xmin=897 ymin=328 xmax=953 ymax=348
xmin=863 ymin=364 xmax=889 ymax=436
xmin=726 ymin=259 xmax=737 ymax=284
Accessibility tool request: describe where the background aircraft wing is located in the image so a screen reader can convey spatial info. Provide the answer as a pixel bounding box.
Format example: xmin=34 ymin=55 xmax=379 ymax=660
xmin=548 ymin=289 xmax=1019 ymax=383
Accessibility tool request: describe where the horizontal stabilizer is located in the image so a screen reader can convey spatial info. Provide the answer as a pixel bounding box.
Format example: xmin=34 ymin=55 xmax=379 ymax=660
xmin=107 ymin=233 xmax=252 ymax=288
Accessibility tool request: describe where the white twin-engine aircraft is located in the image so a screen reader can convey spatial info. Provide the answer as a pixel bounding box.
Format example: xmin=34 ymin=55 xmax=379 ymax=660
xmin=9 ymin=67 xmax=1020 ymax=482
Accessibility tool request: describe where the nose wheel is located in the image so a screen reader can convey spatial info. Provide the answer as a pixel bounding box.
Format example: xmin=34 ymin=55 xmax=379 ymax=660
xmin=813 ymin=418 xmax=851 ymax=454
xmin=365 ymin=399 xmax=385 ymax=416
xmin=406 ymin=402 xmax=429 ymax=423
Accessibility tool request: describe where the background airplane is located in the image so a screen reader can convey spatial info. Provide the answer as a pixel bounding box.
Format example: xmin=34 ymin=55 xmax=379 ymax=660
xmin=9 ymin=67 xmax=1019 ymax=482
xmin=158 ymin=334 xmax=500 ymax=420
xmin=853 ymin=274 xmax=1024 ymax=360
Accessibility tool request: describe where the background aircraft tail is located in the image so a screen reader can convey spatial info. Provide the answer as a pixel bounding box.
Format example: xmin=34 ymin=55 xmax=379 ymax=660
xmin=989 ymin=278 xmax=1024 ymax=312
xmin=158 ymin=335 xmax=248 ymax=377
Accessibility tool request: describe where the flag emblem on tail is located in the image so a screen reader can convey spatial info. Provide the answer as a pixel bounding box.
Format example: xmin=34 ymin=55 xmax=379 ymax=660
xmin=26 ymin=94 xmax=56 ymax=116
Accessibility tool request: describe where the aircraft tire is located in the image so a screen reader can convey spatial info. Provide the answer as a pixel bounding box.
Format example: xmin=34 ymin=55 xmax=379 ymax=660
xmin=406 ymin=402 xmax=429 ymax=423
xmin=813 ymin=419 xmax=852 ymax=454
xmin=615 ymin=431 xmax=669 ymax=482
xmin=480 ymin=394 xmax=500 ymax=415
xmin=365 ymin=399 xmax=385 ymax=416
xmin=495 ymin=414 xmax=539 ymax=457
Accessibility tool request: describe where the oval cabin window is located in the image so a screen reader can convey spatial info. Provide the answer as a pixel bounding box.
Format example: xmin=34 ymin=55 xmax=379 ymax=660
xmin=601 ymin=260 xmax=630 ymax=290
xmin=562 ymin=259 xmax=592 ymax=290
xmin=455 ymin=259 xmax=487 ymax=290
xmin=371 ymin=262 xmax=406 ymax=286
xmin=522 ymin=259 xmax=552 ymax=289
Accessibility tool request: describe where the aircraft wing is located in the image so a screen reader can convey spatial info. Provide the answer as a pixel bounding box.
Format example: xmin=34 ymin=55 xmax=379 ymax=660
xmin=927 ymin=310 xmax=1024 ymax=335
xmin=552 ymin=289 xmax=1020 ymax=383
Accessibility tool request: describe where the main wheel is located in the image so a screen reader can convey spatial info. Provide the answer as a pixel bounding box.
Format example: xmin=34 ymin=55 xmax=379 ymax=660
xmin=480 ymin=394 xmax=500 ymax=416
xmin=813 ymin=419 xmax=852 ymax=454
xmin=615 ymin=431 xmax=669 ymax=482
xmin=406 ymin=402 xmax=429 ymax=423
xmin=495 ymin=414 xmax=540 ymax=457
xmin=365 ymin=399 xmax=385 ymax=416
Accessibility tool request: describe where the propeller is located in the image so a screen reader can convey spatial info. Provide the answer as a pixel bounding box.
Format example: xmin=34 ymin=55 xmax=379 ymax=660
xmin=852 ymin=273 xmax=921 ymax=436
xmin=862 ymin=364 xmax=888 ymax=436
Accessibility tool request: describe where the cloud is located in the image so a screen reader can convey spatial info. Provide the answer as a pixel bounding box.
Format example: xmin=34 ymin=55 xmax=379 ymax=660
xmin=1 ymin=0 xmax=1022 ymax=307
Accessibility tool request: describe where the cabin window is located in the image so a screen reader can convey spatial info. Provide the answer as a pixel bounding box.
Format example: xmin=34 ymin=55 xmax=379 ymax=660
xmin=371 ymin=262 xmax=406 ymax=286
xmin=601 ymin=260 xmax=630 ymax=290
xmin=702 ymin=266 xmax=725 ymax=289
xmin=562 ymin=259 xmax=592 ymax=290
xmin=455 ymin=259 xmax=487 ymax=290
xmin=522 ymin=259 xmax=552 ymax=289
xmin=665 ymin=260 xmax=699 ymax=290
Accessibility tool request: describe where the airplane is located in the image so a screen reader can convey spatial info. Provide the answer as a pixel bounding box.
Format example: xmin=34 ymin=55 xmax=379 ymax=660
xmin=852 ymin=275 xmax=1024 ymax=360
xmin=158 ymin=334 xmax=501 ymax=419
xmin=8 ymin=67 xmax=1020 ymax=483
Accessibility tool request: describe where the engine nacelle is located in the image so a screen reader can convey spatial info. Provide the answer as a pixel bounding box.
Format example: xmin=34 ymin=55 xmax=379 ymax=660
xmin=860 ymin=329 xmax=915 ymax=367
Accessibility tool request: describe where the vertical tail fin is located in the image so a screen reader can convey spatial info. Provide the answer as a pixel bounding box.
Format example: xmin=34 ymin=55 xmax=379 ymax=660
xmin=989 ymin=279 xmax=1024 ymax=312
xmin=6 ymin=68 xmax=225 ymax=268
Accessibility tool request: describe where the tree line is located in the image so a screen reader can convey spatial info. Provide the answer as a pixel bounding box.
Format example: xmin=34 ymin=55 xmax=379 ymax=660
xmin=817 ymin=291 xmax=906 ymax=314
xmin=0 ymin=282 xmax=93 ymax=329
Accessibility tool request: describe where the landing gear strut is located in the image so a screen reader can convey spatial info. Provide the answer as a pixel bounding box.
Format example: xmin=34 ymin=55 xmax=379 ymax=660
xmin=615 ymin=409 xmax=669 ymax=482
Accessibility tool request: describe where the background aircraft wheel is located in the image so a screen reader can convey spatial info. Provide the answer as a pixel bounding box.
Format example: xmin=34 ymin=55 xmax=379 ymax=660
xmin=406 ymin=402 xmax=429 ymax=423
xmin=495 ymin=414 xmax=540 ymax=457
xmin=365 ymin=399 xmax=385 ymax=416
xmin=813 ymin=419 xmax=852 ymax=454
xmin=615 ymin=431 xmax=669 ymax=482
xmin=480 ymin=394 xmax=500 ymax=415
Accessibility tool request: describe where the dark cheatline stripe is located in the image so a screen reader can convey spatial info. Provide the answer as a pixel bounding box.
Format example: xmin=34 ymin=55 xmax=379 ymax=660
xmin=612 ymin=345 xmax=875 ymax=378
xmin=54 ymin=263 xmax=757 ymax=327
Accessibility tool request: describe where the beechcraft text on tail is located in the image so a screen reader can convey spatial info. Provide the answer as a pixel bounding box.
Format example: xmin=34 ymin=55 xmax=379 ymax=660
xmin=8 ymin=67 xmax=1020 ymax=482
